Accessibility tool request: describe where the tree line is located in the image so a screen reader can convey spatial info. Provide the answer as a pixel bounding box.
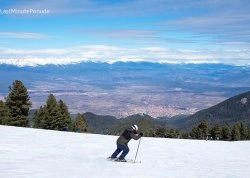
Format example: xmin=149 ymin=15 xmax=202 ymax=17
xmin=187 ymin=120 xmax=250 ymax=141
xmin=144 ymin=127 xmax=180 ymax=138
xmin=1 ymin=80 xmax=250 ymax=141
xmin=145 ymin=120 xmax=250 ymax=141
xmin=0 ymin=80 xmax=87 ymax=133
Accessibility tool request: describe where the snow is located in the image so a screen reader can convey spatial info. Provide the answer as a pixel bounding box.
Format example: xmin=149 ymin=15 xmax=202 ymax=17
xmin=1 ymin=126 xmax=250 ymax=178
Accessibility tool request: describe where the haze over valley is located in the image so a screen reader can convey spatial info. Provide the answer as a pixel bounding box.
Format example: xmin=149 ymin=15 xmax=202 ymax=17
xmin=1 ymin=62 xmax=249 ymax=118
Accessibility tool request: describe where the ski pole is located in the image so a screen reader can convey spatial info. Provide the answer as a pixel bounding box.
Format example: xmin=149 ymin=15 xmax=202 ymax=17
xmin=134 ymin=137 xmax=141 ymax=163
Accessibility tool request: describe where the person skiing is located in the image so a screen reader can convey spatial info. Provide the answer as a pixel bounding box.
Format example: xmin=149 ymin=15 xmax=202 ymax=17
xmin=109 ymin=124 xmax=143 ymax=162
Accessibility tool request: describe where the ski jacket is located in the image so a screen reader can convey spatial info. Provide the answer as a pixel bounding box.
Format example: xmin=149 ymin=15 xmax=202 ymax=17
xmin=117 ymin=127 xmax=141 ymax=146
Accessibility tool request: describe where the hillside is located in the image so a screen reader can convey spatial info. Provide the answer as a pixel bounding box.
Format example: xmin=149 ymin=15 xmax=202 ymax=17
xmin=1 ymin=125 xmax=250 ymax=178
xmin=83 ymin=112 xmax=119 ymax=134
xmin=179 ymin=91 xmax=250 ymax=130
xmin=105 ymin=114 xmax=158 ymax=135
xmin=83 ymin=112 xmax=160 ymax=135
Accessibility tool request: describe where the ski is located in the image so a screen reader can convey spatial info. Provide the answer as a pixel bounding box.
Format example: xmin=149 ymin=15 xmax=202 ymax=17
xmin=118 ymin=158 xmax=142 ymax=164
xmin=107 ymin=157 xmax=141 ymax=164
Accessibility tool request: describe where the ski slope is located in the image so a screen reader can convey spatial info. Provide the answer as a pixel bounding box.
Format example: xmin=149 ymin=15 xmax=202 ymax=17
xmin=0 ymin=125 xmax=250 ymax=178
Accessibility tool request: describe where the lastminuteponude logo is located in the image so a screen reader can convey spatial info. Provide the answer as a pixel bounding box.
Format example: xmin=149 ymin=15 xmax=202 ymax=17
xmin=0 ymin=8 xmax=50 ymax=15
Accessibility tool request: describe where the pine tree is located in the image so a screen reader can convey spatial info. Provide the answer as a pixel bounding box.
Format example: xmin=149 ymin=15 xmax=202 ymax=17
xmin=221 ymin=125 xmax=231 ymax=141
xmin=58 ymin=100 xmax=71 ymax=131
xmin=238 ymin=122 xmax=248 ymax=140
xmin=190 ymin=126 xmax=199 ymax=139
xmin=33 ymin=106 xmax=45 ymax=128
xmin=0 ymin=100 xmax=10 ymax=125
xmin=211 ymin=124 xmax=222 ymax=140
xmin=43 ymin=94 xmax=62 ymax=130
xmin=155 ymin=127 xmax=167 ymax=138
xmin=5 ymin=80 xmax=32 ymax=127
xmin=74 ymin=113 xmax=88 ymax=132
xmin=167 ymin=128 xmax=179 ymax=138
xmin=191 ymin=121 xmax=209 ymax=139
xmin=198 ymin=120 xmax=209 ymax=139
xmin=146 ymin=128 xmax=155 ymax=137
xmin=32 ymin=94 xmax=73 ymax=131
xmin=181 ymin=132 xmax=189 ymax=139
xmin=231 ymin=124 xmax=241 ymax=141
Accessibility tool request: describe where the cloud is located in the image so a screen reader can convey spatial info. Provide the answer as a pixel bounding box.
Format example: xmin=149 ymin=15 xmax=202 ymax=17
xmin=1 ymin=0 xmax=249 ymax=66
xmin=73 ymin=28 xmax=212 ymax=46
xmin=0 ymin=45 xmax=249 ymax=66
xmin=4 ymin=1 xmax=250 ymax=45
xmin=75 ymin=29 xmax=159 ymax=40
xmin=163 ymin=1 xmax=250 ymax=44
xmin=0 ymin=32 xmax=52 ymax=39
xmin=167 ymin=14 xmax=250 ymax=41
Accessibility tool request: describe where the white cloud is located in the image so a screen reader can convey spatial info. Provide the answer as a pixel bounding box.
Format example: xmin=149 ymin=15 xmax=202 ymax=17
xmin=0 ymin=32 xmax=52 ymax=39
xmin=0 ymin=45 xmax=250 ymax=66
xmin=164 ymin=3 xmax=250 ymax=44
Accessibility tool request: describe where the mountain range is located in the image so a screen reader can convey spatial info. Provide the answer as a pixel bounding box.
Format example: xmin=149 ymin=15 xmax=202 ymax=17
xmin=1 ymin=62 xmax=250 ymax=118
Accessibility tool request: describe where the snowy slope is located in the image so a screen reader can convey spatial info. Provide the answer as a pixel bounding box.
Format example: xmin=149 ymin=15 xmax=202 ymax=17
xmin=0 ymin=126 xmax=250 ymax=178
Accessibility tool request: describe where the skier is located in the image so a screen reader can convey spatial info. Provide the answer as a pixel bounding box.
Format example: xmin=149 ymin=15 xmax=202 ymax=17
xmin=109 ymin=125 xmax=143 ymax=162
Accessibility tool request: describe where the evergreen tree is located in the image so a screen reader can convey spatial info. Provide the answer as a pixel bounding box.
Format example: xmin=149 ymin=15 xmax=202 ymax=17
xmin=146 ymin=128 xmax=155 ymax=137
xmin=231 ymin=124 xmax=241 ymax=141
xmin=198 ymin=120 xmax=209 ymax=139
xmin=32 ymin=94 xmax=73 ymax=131
xmin=210 ymin=124 xmax=221 ymax=140
xmin=43 ymin=94 xmax=63 ymax=130
xmin=33 ymin=106 xmax=45 ymax=128
xmin=190 ymin=126 xmax=199 ymax=139
xmin=167 ymin=128 xmax=179 ymax=138
xmin=155 ymin=127 xmax=167 ymax=138
xmin=74 ymin=113 xmax=88 ymax=132
xmin=58 ymin=100 xmax=71 ymax=131
xmin=181 ymin=132 xmax=189 ymax=139
xmin=238 ymin=122 xmax=248 ymax=140
xmin=0 ymin=100 xmax=10 ymax=125
xmin=190 ymin=121 xmax=209 ymax=139
xmin=221 ymin=125 xmax=231 ymax=141
xmin=5 ymin=80 xmax=32 ymax=127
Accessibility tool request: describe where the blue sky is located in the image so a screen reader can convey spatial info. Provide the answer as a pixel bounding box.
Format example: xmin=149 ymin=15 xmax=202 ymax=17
xmin=0 ymin=0 xmax=249 ymax=66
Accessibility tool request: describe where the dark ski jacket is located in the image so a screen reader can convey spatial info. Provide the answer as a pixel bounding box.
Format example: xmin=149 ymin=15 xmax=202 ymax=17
xmin=117 ymin=127 xmax=141 ymax=146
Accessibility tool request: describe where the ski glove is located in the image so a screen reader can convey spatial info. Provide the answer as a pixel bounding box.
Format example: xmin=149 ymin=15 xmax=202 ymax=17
xmin=139 ymin=132 xmax=143 ymax=136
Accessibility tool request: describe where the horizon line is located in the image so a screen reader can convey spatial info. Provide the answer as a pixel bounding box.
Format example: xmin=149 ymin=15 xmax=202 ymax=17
xmin=1 ymin=60 xmax=250 ymax=67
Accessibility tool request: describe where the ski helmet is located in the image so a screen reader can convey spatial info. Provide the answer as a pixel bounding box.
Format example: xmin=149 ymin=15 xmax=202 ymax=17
xmin=131 ymin=125 xmax=138 ymax=132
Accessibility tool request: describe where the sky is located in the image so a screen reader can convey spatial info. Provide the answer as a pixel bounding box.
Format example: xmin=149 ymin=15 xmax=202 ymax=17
xmin=0 ymin=0 xmax=250 ymax=66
